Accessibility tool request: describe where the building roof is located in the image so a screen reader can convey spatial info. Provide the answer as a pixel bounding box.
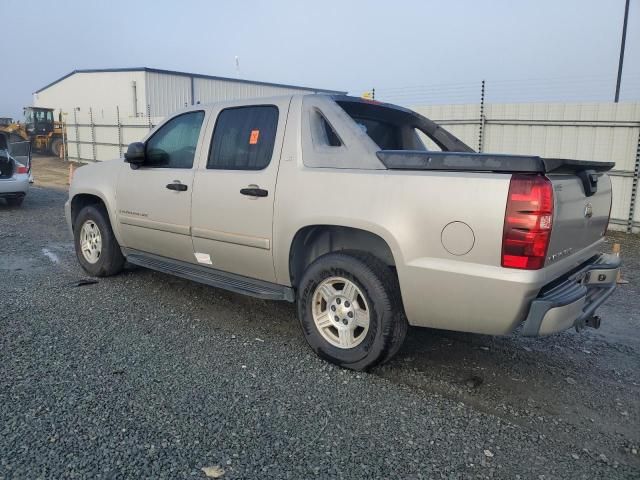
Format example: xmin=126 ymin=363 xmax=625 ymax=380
xmin=35 ymin=67 xmax=346 ymax=95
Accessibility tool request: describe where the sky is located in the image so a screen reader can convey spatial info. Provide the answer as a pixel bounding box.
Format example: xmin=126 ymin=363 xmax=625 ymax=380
xmin=1 ymin=0 xmax=639 ymax=119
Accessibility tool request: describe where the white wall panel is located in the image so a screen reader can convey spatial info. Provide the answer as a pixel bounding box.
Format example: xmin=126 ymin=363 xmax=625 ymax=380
xmin=34 ymin=71 xmax=146 ymax=120
xmin=610 ymin=176 xmax=633 ymax=224
xmin=412 ymin=101 xmax=640 ymax=232
xmin=145 ymin=72 xmax=192 ymax=117
xmin=39 ymin=69 xmax=339 ymax=162
xmin=193 ymin=78 xmax=317 ymax=105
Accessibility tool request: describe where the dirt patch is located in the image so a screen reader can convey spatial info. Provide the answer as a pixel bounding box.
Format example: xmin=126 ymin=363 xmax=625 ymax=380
xmin=30 ymin=155 xmax=84 ymax=190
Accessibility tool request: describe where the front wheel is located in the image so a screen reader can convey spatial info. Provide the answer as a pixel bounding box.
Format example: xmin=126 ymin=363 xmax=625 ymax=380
xmin=74 ymin=204 xmax=125 ymax=277
xmin=297 ymin=252 xmax=407 ymax=371
xmin=50 ymin=138 xmax=63 ymax=157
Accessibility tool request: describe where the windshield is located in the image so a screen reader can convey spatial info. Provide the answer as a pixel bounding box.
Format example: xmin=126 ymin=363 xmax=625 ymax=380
xmin=34 ymin=110 xmax=53 ymax=122
xmin=25 ymin=109 xmax=53 ymax=124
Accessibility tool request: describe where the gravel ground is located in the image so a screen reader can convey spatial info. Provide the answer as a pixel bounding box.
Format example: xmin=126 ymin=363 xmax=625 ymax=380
xmin=1 ymin=180 xmax=639 ymax=479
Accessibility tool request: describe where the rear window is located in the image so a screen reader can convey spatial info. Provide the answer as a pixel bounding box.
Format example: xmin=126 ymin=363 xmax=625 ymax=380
xmin=336 ymin=100 xmax=440 ymax=151
xmin=352 ymin=117 xmax=401 ymax=150
xmin=208 ymin=106 xmax=279 ymax=170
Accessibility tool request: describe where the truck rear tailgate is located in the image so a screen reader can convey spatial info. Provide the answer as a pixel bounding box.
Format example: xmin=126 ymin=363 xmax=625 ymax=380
xmin=545 ymin=173 xmax=612 ymax=265
xmin=377 ymin=150 xmax=614 ymax=269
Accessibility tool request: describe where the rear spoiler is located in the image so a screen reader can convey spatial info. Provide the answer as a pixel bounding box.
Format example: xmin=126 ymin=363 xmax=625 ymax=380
xmin=377 ymin=151 xmax=614 ymax=174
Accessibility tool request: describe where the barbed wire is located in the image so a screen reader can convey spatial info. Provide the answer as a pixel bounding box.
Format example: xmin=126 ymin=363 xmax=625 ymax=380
xmin=365 ymin=74 xmax=640 ymax=106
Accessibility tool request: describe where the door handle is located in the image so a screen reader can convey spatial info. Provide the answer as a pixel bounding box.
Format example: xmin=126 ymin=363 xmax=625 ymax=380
xmin=166 ymin=182 xmax=188 ymax=192
xmin=240 ymin=186 xmax=268 ymax=197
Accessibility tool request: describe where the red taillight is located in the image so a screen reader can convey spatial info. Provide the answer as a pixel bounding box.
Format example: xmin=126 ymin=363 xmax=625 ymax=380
xmin=502 ymin=174 xmax=554 ymax=270
xmin=16 ymin=162 xmax=28 ymax=174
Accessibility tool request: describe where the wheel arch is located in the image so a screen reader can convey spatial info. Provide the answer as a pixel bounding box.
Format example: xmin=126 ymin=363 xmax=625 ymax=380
xmin=70 ymin=193 xmax=111 ymax=231
xmin=288 ymin=224 xmax=399 ymax=288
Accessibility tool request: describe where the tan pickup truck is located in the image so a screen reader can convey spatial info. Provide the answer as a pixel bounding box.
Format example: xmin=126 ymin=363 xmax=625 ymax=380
xmin=66 ymin=94 xmax=620 ymax=370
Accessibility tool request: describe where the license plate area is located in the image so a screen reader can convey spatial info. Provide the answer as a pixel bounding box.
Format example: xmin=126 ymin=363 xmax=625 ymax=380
xmin=583 ymin=268 xmax=618 ymax=286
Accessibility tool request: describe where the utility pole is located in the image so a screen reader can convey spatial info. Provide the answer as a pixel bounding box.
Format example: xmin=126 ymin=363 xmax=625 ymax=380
xmin=615 ymin=0 xmax=630 ymax=102
xmin=478 ymin=80 xmax=485 ymax=153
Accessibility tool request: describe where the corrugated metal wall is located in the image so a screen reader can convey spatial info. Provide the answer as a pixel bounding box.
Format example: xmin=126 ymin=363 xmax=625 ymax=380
xmin=145 ymin=72 xmax=192 ymax=117
xmin=36 ymin=70 xmax=339 ymax=120
xmin=193 ymin=78 xmax=318 ymax=104
xmin=145 ymin=72 xmax=331 ymax=117
xmin=413 ymin=102 xmax=640 ymax=233
xmin=40 ymin=68 xmax=345 ymax=164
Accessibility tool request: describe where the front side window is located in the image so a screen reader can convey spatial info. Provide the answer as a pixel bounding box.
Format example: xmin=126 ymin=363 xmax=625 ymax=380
xmin=208 ymin=106 xmax=279 ymax=170
xmin=145 ymin=111 xmax=205 ymax=168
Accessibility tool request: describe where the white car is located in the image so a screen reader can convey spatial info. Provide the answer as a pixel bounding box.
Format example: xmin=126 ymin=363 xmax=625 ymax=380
xmin=0 ymin=133 xmax=31 ymax=207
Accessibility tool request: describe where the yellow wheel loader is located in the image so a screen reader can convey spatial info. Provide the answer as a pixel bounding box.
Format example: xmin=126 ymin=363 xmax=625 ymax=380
xmin=0 ymin=107 xmax=63 ymax=157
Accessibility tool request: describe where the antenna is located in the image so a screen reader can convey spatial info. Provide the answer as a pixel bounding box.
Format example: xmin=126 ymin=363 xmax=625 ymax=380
xmin=235 ymin=56 xmax=240 ymax=77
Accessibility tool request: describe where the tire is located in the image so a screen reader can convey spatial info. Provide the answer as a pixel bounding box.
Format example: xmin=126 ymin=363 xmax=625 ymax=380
xmin=6 ymin=197 xmax=24 ymax=207
xmin=50 ymin=137 xmax=63 ymax=157
xmin=74 ymin=204 xmax=125 ymax=277
xmin=297 ymin=251 xmax=408 ymax=371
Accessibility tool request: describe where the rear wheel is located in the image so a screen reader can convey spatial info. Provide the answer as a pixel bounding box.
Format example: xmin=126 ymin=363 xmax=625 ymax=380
xmin=74 ymin=204 xmax=125 ymax=277
xmin=297 ymin=252 xmax=407 ymax=371
xmin=50 ymin=138 xmax=63 ymax=157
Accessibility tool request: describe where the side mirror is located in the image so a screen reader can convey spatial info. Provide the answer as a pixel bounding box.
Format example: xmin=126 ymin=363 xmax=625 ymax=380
xmin=124 ymin=142 xmax=145 ymax=166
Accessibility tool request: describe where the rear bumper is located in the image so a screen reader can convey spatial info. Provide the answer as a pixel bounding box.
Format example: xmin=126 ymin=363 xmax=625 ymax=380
xmin=522 ymin=253 xmax=620 ymax=336
xmin=0 ymin=175 xmax=30 ymax=196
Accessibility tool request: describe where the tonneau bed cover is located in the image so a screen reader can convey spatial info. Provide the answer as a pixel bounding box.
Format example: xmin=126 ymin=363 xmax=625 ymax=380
xmin=377 ymin=151 xmax=615 ymax=174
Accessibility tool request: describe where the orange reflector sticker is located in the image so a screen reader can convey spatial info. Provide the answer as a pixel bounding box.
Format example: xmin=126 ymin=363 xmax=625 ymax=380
xmin=249 ymin=130 xmax=260 ymax=144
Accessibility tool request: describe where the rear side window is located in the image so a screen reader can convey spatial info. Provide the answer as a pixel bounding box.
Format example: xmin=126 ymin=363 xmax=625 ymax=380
xmin=310 ymin=110 xmax=342 ymax=147
xmin=208 ymin=106 xmax=279 ymax=170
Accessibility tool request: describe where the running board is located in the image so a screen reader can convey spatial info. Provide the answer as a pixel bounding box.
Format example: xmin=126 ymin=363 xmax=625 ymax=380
xmin=124 ymin=249 xmax=295 ymax=302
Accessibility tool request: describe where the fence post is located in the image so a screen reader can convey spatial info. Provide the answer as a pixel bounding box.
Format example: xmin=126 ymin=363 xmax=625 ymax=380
xmin=478 ymin=80 xmax=486 ymax=153
xmin=61 ymin=115 xmax=67 ymax=162
xmin=73 ymin=109 xmax=80 ymax=161
xmin=89 ymin=107 xmax=96 ymax=162
xmin=627 ymin=129 xmax=640 ymax=233
xmin=116 ymin=106 xmax=123 ymax=158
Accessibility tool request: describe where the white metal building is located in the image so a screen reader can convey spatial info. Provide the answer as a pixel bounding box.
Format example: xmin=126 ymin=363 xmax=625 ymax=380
xmin=33 ymin=67 xmax=345 ymax=119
